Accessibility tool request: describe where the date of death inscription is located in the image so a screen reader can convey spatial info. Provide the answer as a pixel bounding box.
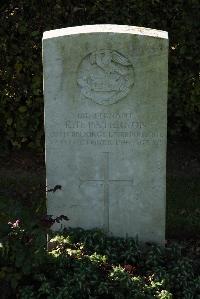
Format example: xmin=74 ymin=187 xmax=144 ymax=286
xmin=46 ymin=112 xmax=165 ymax=147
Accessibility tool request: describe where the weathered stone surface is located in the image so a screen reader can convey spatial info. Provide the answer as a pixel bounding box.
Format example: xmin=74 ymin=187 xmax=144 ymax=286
xmin=43 ymin=25 xmax=168 ymax=243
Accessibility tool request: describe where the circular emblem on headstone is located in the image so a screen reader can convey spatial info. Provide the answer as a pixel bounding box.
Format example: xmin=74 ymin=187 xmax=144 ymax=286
xmin=77 ymin=50 xmax=134 ymax=105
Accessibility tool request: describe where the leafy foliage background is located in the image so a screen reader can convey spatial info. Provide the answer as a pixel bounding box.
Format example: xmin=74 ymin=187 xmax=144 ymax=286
xmin=0 ymin=0 xmax=199 ymax=150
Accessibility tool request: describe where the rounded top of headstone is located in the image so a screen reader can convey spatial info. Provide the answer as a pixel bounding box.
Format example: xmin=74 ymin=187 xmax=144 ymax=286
xmin=43 ymin=24 xmax=168 ymax=40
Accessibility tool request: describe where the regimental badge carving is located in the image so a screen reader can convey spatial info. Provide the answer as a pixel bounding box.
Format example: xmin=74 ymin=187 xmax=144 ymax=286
xmin=77 ymin=50 xmax=134 ymax=105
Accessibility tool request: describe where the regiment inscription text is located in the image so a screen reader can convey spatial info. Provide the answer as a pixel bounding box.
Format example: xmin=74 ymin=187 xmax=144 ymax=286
xmin=48 ymin=111 xmax=164 ymax=147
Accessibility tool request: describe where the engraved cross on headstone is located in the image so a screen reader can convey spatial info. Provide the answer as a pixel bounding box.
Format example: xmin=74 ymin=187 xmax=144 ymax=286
xmin=80 ymin=152 xmax=133 ymax=232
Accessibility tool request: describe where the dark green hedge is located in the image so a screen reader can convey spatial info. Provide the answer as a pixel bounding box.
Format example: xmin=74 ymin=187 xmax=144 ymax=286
xmin=0 ymin=0 xmax=199 ymax=150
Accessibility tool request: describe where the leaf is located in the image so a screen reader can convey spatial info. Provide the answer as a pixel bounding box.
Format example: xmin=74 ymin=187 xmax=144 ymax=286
xmin=18 ymin=106 xmax=27 ymax=113
xmin=21 ymin=137 xmax=27 ymax=142
xmin=15 ymin=62 xmax=23 ymax=73
xmin=18 ymin=25 xmax=27 ymax=34
xmin=6 ymin=118 xmax=13 ymax=126
xmin=31 ymin=31 xmax=40 ymax=37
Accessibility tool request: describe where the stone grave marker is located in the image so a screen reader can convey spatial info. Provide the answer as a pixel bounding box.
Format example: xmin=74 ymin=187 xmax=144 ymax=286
xmin=43 ymin=25 xmax=168 ymax=243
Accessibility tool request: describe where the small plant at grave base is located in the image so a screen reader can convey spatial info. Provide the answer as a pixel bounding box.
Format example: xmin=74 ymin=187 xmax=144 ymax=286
xmin=0 ymin=224 xmax=200 ymax=298
xmin=0 ymin=214 xmax=69 ymax=299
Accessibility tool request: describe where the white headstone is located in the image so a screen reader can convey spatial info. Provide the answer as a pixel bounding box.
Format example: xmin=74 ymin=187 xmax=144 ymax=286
xmin=43 ymin=25 xmax=168 ymax=244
